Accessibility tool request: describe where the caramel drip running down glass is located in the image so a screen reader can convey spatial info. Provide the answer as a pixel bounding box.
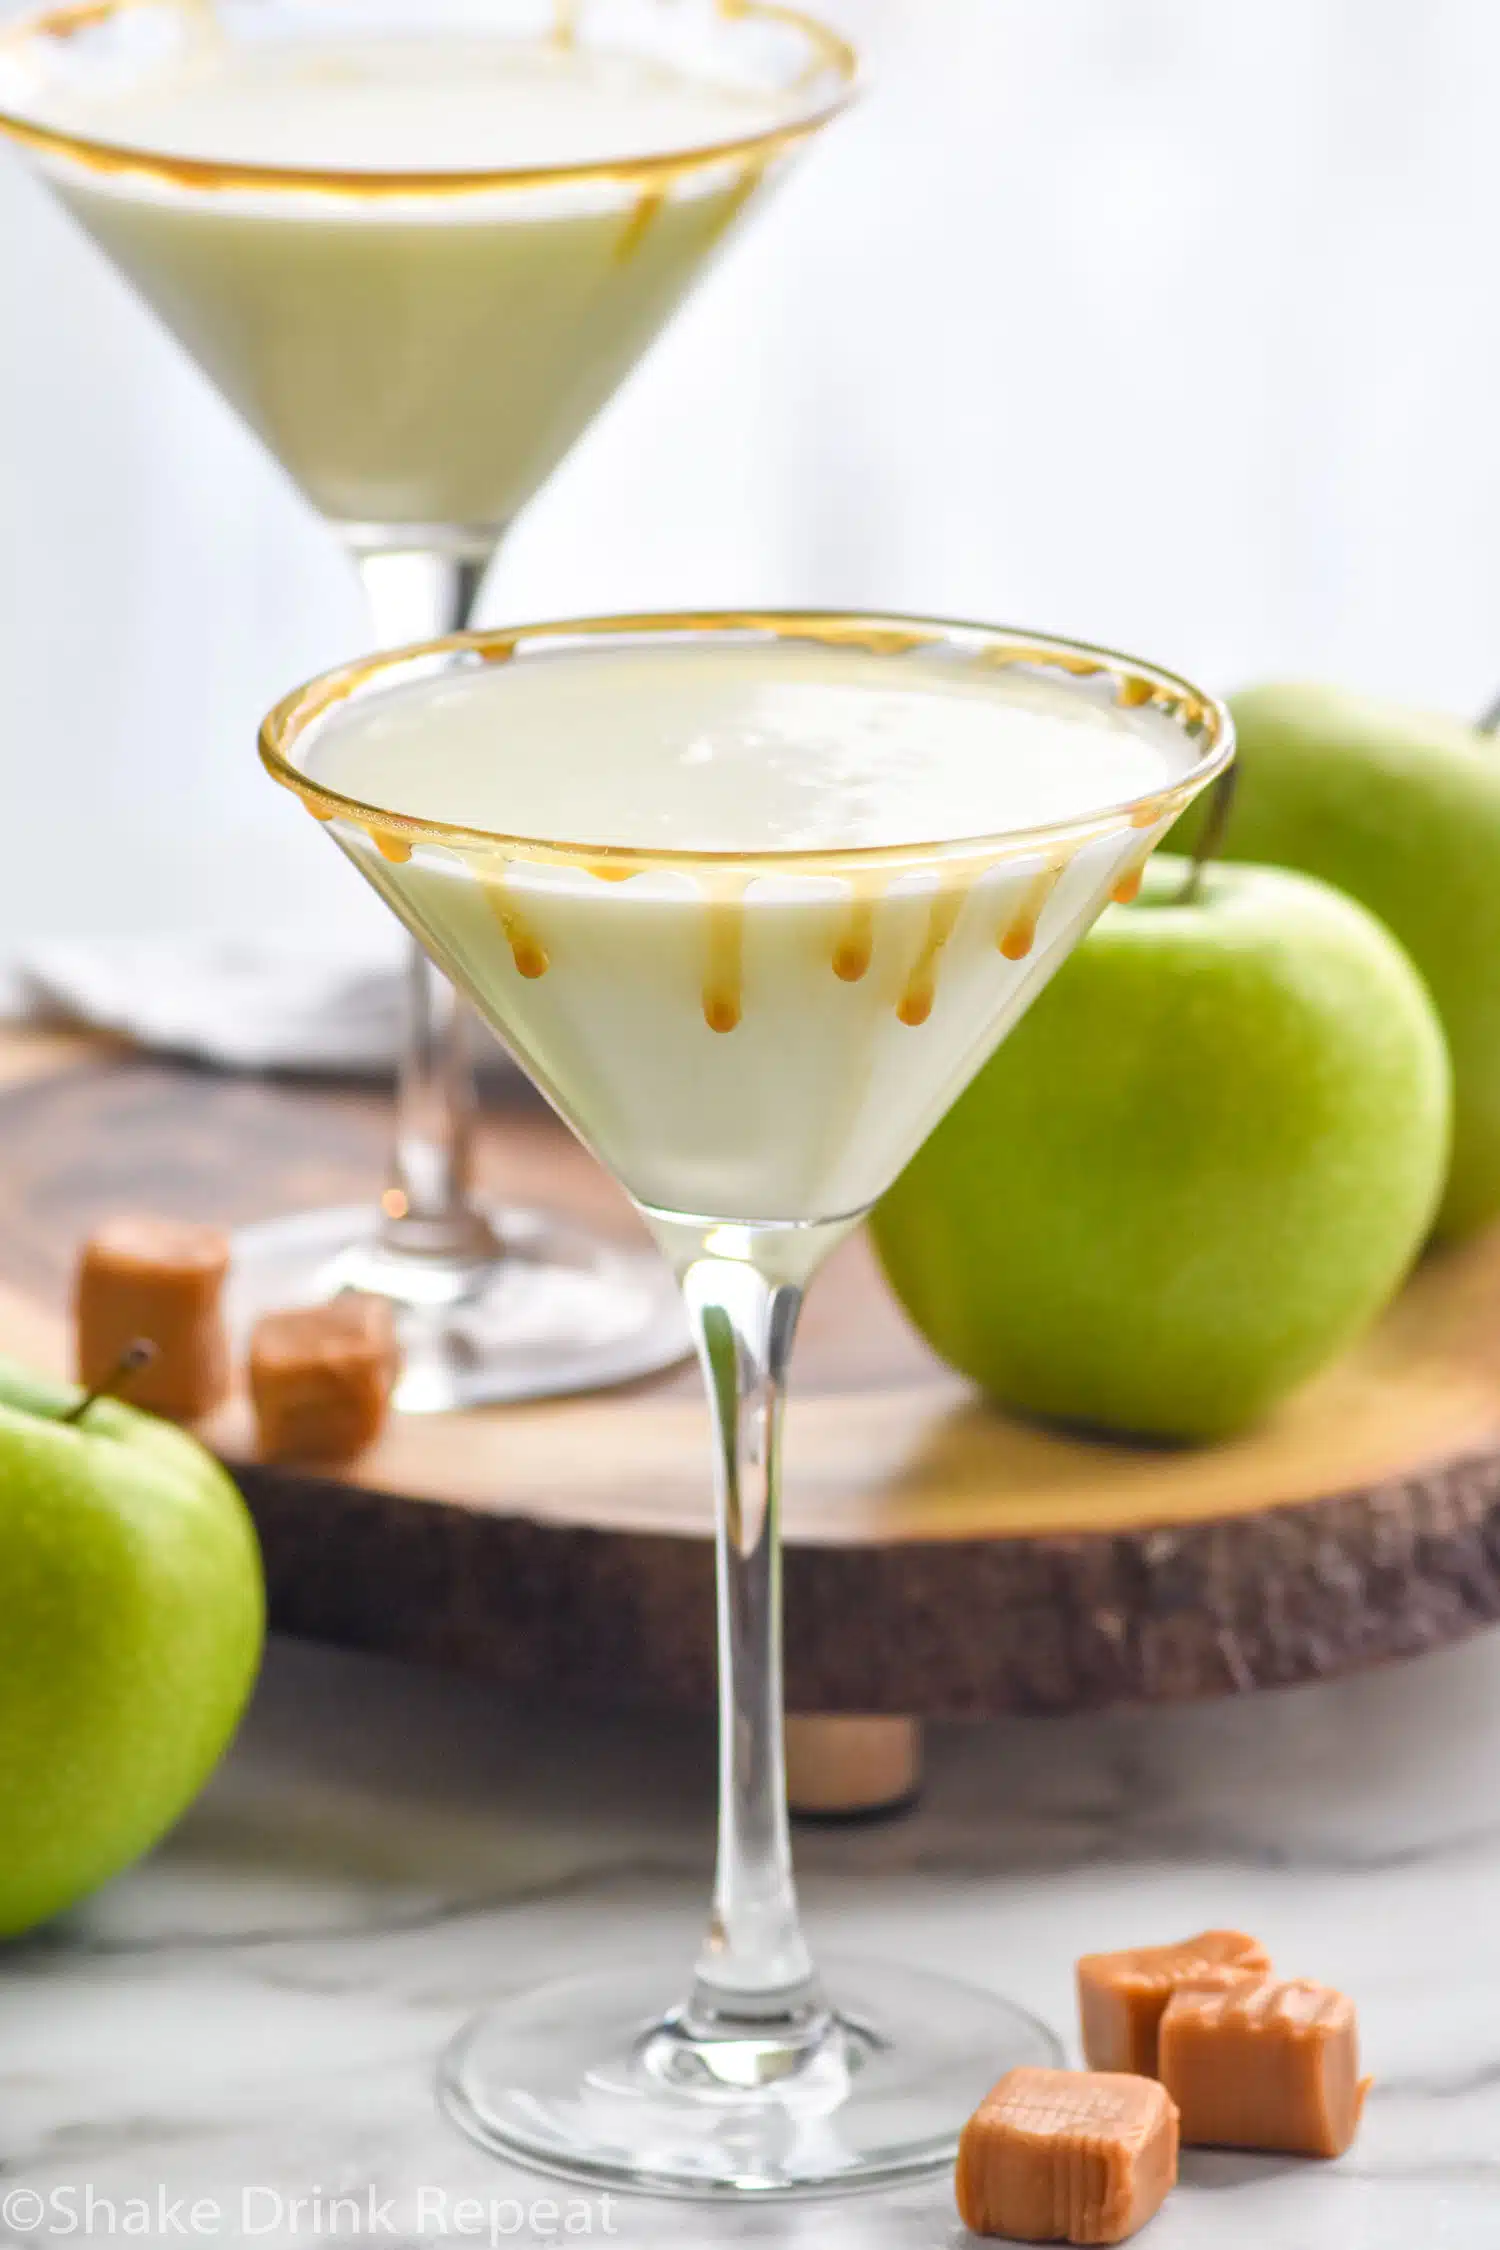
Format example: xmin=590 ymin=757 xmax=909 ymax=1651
xmin=260 ymin=609 xmax=1235 ymax=2197
xmin=0 ymin=0 xmax=856 ymax=1410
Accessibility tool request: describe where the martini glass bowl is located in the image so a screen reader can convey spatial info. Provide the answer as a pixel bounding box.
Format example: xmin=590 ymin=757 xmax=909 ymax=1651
xmin=258 ymin=611 xmax=1233 ymax=2197
xmin=0 ymin=0 xmax=856 ymax=1411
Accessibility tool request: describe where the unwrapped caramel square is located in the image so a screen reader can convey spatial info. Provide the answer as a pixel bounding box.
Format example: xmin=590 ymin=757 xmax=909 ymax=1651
xmin=75 ymin=1215 xmax=231 ymax=1421
xmin=1077 ymin=1929 xmax=1271 ymax=2078
xmin=956 ymin=2067 xmax=1178 ymax=2244
xmin=249 ymin=1297 xmax=399 ymax=1464
xmin=1158 ymin=1977 xmax=1369 ymax=2159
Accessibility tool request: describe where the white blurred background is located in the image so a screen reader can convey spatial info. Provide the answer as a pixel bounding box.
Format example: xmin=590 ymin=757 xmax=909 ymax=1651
xmin=2 ymin=0 xmax=1499 ymax=948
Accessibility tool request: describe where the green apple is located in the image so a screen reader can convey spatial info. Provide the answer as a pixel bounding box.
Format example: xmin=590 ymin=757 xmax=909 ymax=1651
xmin=871 ymin=856 xmax=1450 ymax=1443
xmin=1178 ymin=683 xmax=1500 ymax=1239
xmin=0 ymin=1359 xmax=263 ymax=1934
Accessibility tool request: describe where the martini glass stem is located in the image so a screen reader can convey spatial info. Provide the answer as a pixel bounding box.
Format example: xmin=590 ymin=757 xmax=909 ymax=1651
xmin=665 ymin=1222 xmax=850 ymax=2046
xmin=353 ymin=546 xmax=499 ymax=1270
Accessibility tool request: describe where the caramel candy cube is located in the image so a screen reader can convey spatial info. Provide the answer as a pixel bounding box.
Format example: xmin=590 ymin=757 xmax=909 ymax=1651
xmin=1077 ymin=1929 xmax=1271 ymax=2078
xmin=956 ymin=2067 xmax=1178 ymax=2244
xmin=249 ymin=1297 xmax=399 ymax=1464
xmin=1159 ymin=1977 xmax=1369 ymax=2158
xmin=75 ymin=1215 xmax=231 ymax=1421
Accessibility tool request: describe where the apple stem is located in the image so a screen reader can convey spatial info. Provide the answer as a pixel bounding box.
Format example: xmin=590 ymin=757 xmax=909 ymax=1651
xmin=1478 ymin=690 xmax=1500 ymax=735
xmin=1175 ymin=765 xmax=1239 ymax=906
xmin=64 ymin=1338 xmax=158 ymax=1424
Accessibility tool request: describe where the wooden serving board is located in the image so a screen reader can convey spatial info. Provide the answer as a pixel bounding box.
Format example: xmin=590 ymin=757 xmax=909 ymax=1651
xmin=2 ymin=1027 xmax=1500 ymax=1717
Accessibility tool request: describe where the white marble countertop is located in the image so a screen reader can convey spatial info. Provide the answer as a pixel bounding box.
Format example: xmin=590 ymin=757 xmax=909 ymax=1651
xmin=6 ymin=1629 xmax=1498 ymax=2248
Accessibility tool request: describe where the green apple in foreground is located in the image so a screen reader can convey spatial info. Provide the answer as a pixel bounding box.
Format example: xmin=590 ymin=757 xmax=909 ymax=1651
xmin=1177 ymin=683 xmax=1500 ymax=1240
xmin=0 ymin=1361 xmax=263 ymax=1934
xmin=871 ymin=857 xmax=1450 ymax=1443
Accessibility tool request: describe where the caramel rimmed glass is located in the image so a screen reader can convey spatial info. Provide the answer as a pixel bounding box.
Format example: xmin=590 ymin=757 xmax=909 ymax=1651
xmin=260 ymin=610 xmax=1234 ymax=2198
xmin=0 ymin=0 xmax=857 ymax=1412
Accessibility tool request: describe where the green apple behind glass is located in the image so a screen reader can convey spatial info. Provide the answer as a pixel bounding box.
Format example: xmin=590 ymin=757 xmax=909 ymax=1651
xmin=873 ymin=855 xmax=1450 ymax=1443
xmin=1181 ymin=683 xmax=1500 ymax=1242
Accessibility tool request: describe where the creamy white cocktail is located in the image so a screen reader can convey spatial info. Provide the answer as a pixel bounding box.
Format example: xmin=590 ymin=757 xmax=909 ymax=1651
xmin=0 ymin=0 xmax=854 ymax=1411
xmin=304 ymin=633 xmax=1196 ymax=1221
xmin=263 ymin=613 xmax=1232 ymax=2199
xmin=17 ymin=26 xmax=799 ymax=532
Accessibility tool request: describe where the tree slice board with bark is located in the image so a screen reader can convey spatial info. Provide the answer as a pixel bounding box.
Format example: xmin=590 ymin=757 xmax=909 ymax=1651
xmin=0 ymin=1028 xmax=1496 ymax=1716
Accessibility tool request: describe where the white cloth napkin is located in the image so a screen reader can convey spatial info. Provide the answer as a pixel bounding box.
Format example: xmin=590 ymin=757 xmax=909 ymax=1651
xmin=5 ymin=933 xmax=438 ymax=1075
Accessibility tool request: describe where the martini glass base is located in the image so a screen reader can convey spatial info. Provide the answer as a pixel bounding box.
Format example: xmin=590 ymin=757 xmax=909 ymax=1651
xmin=228 ymin=1202 xmax=691 ymax=1412
xmin=438 ymin=1955 xmax=1061 ymax=2198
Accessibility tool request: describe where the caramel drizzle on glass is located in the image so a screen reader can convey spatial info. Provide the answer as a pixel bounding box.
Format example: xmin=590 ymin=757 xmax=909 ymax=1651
xmin=896 ymin=887 xmax=964 ymax=1028
xmin=482 ymin=868 xmax=550 ymax=981
xmin=366 ymin=823 xmax=412 ymax=864
xmin=270 ymin=617 xmax=1231 ymax=1037
xmin=708 ymin=158 xmax=767 ymax=242
xmin=831 ymin=896 xmax=875 ymax=983
xmin=0 ymin=0 xmax=857 ymax=198
xmin=346 ymin=829 xmax=1159 ymax=1031
xmin=702 ymin=877 xmax=749 ymax=1033
xmin=998 ymin=861 xmax=1063 ymax=960
xmin=615 ymin=187 xmax=665 ymax=262
xmin=1110 ymin=805 xmax=1165 ymax=904
xmin=785 ymin=622 xmax=930 ymax=659
xmin=980 ymin=644 xmax=1101 ymax=681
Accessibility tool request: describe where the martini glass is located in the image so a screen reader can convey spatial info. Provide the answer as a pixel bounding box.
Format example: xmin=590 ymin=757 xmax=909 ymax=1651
xmin=259 ymin=610 xmax=1234 ymax=2196
xmin=0 ymin=0 xmax=855 ymax=1410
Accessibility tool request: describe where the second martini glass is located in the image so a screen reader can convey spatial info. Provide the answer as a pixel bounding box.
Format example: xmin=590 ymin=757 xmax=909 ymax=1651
xmin=260 ymin=611 xmax=1233 ymax=2196
xmin=0 ymin=0 xmax=855 ymax=1408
